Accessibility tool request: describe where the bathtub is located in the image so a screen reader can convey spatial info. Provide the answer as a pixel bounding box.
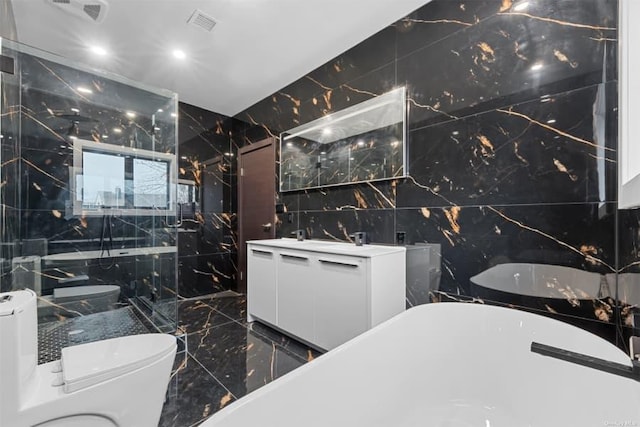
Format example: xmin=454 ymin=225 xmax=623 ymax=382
xmin=469 ymin=263 xmax=613 ymax=325
xmin=199 ymin=303 xmax=640 ymax=426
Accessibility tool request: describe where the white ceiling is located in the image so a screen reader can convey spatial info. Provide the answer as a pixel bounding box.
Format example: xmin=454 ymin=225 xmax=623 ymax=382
xmin=11 ymin=0 xmax=428 ymax=117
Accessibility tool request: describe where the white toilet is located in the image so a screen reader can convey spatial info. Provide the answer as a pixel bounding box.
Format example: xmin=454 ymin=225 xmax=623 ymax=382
xmin=0 ymin=289 xmax=177 ymax=427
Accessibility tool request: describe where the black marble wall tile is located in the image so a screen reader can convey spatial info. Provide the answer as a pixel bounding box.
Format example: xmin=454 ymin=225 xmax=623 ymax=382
xmin=232 ymin=0 xmax=622 ymax=344
xmin=178 ymin=253 xmax=236 ymax=298
xmin=298 ymin=62 xmax=397 ymax=126
xmin=398 ymin=82 xmax=617 ymax=207
xmin=296 ymin=180 xmax=396 ymax=212
xmin=299 ymin=208 xmax=395 ymax=244
xmin=398 ymin=0 xmax=617 ymax=129
xmin=178 ymin=103 xmax=232 ymax=163
xmin=396 ymin=0 xmax=504 ymax=59
xmin=233 ymin=123 xmax=275 ymax=148
xmin=304 ymin=25 xmax=397 ymax=99
xmin=236 ymin=92 xmax=301 ymax=136
xmin=396 ymin=202 xmax=617 ymax=294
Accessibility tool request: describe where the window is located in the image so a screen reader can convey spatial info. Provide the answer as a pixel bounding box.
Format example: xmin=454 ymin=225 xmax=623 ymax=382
xmin=70 ymin=139 xmax=176 ymax=216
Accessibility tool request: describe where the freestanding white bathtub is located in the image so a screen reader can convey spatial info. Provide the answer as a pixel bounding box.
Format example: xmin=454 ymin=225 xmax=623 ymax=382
xmin=470 ymin=263 xmax=605 ymax=301
xmin=199 ymin=303 xmax=640 ymax=426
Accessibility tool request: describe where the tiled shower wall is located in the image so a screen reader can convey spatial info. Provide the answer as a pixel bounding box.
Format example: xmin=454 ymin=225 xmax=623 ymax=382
xmin=176 ymin=103 xmax=237 ymax=297
xmin=234 ymin=0 xmax=637 ymax=346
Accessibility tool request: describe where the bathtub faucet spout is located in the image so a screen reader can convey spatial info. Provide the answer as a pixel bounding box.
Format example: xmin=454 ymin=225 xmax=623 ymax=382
xmin=531 ymin=341 xmax=640 ymax=382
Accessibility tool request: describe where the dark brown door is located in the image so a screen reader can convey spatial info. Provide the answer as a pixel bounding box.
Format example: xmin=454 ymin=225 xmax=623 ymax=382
xmin=238 ymin=137 xmax=276 ymax=293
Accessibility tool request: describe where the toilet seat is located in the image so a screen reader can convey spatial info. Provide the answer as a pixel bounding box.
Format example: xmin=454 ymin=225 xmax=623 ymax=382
xmin=61 ymin=334 xmax=176 ymax=393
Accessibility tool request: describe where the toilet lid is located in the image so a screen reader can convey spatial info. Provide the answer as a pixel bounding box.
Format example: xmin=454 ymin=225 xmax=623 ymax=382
xmin=61 ymin=333 xmax=176 ymax=393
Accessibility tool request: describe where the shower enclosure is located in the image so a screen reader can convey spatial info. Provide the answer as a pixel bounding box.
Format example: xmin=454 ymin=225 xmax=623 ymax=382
xmin=0 ymin=38 xmax=178 ymax=340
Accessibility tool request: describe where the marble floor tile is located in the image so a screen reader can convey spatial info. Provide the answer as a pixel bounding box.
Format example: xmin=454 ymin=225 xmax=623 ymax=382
xmin=178 ymin=298 xmax=237 ymax=335
xmin=248 ymin=321 xmax=323 ymax=362
xmin=205 ymin=295 xmax=247 ymax=322
xmin=188 ymin=320 xmax=308 ymax=398
xmin=159 ymin=354 xmax=235 ymax=427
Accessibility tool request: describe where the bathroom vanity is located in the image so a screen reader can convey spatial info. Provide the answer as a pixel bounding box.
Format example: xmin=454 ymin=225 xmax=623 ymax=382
xmin=246 ymin=239 xmax=406 ymax=350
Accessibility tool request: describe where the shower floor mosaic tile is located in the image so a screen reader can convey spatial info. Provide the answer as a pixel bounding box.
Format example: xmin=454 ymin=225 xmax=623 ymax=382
xmin=37 ymin=306 xmax=153 ymax=364
xmin=159 ymin=295 xmax=322 ymax=427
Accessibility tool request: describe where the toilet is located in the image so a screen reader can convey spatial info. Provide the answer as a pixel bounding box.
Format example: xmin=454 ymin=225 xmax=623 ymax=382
xmin=0 ymin=289 xmax=176 ymax=427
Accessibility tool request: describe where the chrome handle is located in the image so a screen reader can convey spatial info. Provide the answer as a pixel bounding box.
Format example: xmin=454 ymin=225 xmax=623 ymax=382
xmin=319 ymin=259 xmax=359 ymax=268
xmin=251 ymin=249 xmax=273 ymax=256
xmin=261 ymin=222 xmax=272 ymax=230
xmin=280 ymin=253 xmax=309 ymax=261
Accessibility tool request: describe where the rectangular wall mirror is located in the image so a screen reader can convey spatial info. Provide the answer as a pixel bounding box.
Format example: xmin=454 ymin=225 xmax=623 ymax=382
xmin=280 ymin=86 xmax=407 ymax=192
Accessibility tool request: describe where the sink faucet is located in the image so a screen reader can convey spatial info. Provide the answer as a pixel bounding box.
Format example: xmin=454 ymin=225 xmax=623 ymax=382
xmin=291 ymin=229 xmax=306 ymax=241
xmin=350 ymin=232 xmax=367 ymax=246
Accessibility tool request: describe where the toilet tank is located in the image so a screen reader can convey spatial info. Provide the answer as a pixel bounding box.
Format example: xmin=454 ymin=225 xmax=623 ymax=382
xmin=0 ymin=290 xmax=38 ymax=389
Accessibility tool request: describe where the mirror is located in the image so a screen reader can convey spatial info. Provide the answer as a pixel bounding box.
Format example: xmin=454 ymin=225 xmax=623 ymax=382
xmin=280 ymin=86 xmax=407 ymax=192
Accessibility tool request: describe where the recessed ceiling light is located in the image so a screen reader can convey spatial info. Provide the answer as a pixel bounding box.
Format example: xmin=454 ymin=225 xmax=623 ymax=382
xmin=77 ymin=86 xmax=93 ymax=94
xmin=90 ymin=45 xmax=108 ymax=56
xmin=322 ymin=128 xmax=332 ymax=136
xmin=172 ymin=49 xmax=186 ymax=60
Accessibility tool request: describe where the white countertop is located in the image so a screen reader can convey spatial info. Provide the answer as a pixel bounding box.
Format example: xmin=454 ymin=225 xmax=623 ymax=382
xmin=247 ymin=238 xmax=405 ymax=258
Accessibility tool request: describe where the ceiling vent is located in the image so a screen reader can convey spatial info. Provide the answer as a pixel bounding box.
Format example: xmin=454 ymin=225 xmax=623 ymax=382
xmin=187 ymin=9 xmax=217 ymax=32
xmin=46 ymin=0 xmax=109 ymax=23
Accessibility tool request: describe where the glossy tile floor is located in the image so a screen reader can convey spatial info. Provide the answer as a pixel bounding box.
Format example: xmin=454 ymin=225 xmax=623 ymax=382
xmin=159 ymin=295 xmax=321 ymax=427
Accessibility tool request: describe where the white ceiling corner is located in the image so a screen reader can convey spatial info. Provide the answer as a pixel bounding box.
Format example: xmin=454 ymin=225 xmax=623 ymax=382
xmin=10 ymin=0 xmax=429 ymax=117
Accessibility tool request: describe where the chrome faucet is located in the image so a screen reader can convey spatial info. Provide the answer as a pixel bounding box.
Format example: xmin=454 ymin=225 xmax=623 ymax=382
xmin=350 ymin=231 xmax=367 ymax=246
xmin=291 ymin=229 xmax=306 ymax=241
xmin=597 ymin=275 xmax=612 ymax=299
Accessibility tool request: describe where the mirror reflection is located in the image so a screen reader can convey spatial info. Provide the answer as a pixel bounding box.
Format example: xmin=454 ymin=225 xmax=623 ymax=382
xmin=280 ymin=86 xmax=407 ymax=191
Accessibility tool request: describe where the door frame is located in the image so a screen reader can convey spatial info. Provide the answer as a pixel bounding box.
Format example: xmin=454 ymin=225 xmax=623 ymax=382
xmin=237 ymin=137 xmax=277 ymax=293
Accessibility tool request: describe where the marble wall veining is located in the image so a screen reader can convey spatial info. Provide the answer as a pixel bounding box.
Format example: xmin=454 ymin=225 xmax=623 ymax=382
xmin=176 ymin=103 xmax=237 ymax=297
xmin=232 ymin=0 xmax=633 ymax=347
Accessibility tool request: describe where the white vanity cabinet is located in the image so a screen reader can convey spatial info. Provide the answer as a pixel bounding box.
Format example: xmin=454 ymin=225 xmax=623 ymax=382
xmin=313 ymin=254 xmax=368 ymax=350
xmin=246 ymin=239 xmax=406 ymax=351
xmin=246 ymin=246 xmax=277 ymax=325
xmin=277 ymin=250 xmax=315 ymax=343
